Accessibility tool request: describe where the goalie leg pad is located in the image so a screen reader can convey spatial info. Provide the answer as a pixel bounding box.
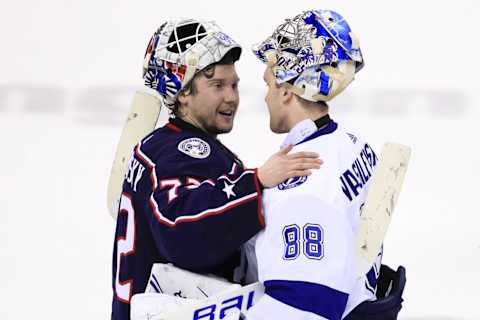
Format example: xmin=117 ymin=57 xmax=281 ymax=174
xmin=145 ymin=263 xmax=241 ymax=298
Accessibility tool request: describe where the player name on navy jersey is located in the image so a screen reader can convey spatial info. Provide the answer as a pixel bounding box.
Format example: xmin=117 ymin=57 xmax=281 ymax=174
xmin=340 ymin=143 xmax=378 ymax=202
xmin=125 ymin=156 xmax=146 ymax=192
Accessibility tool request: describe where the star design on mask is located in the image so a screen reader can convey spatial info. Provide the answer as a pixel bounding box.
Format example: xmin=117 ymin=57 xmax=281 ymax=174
xmin=222 ymin=181 xmax=236 ymax=199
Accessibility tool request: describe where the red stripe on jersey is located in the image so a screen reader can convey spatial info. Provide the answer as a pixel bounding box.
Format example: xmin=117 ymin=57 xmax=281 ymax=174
xmin=149 ymin=193 xmax=258 ymax=227
xmin=251 ymin=168 xmax=265 ymax=227
xmin=166 ymin=123 xmax=182 ymax=133
xmin=228 ymin=162 xmax=238 ymax=175
xmin=135 ymin=141 xmax=259 ymax=228
xmin=135 ymin=144 xmax=157 ymax=189
xmin=115 ymin=193 xmax=136 ymax=304
xmin=186 ymin=177 xmax=201 ymax=189
xmin=219 ymin=170 xmax=256 ymax=184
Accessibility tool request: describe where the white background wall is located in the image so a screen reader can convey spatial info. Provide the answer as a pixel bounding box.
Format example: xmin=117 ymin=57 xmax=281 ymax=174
xmin=1 ymin=0 xmax=479 ymax=319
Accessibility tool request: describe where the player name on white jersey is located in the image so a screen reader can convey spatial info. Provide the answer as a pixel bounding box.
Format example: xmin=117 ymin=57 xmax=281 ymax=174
xmin=340 ymin=143 xmax=378 ymax=202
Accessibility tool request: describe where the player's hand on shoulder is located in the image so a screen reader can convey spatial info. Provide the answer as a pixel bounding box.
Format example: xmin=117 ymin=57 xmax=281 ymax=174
xmin=258 ymin=144 xmax=323 ymax=188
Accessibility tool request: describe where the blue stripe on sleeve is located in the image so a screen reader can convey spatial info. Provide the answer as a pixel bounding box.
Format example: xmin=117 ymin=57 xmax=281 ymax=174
xmin=264 ymin=280 xmax=348 ymax=320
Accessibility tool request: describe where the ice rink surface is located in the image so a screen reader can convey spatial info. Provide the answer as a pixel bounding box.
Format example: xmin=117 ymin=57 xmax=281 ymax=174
xmin=1 ymin=0 xmax=479 ymax=319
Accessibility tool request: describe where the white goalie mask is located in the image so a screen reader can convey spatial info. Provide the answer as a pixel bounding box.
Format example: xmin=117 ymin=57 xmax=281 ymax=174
xmin=143 ymin=18 xmax=242 ymax=109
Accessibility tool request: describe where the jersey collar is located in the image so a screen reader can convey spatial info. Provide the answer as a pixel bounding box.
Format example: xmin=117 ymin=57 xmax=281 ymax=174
xmin=168 ymin=117 xmax=207 ymax=135
xmin=298 ymin=117 xmax=338 ymax=145
xmin=281 ymin=114 xmax=338 ymax=147
xmin=281 ymin=114 xmax=338 ymax=148
xmin=281 ymin=119 xmax=318 ymax=148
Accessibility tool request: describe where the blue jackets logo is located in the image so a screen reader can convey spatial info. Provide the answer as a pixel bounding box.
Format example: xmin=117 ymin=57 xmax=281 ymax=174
xmin=178 ymin=138 xmax=211 ymax=159
xmin=278 ymin=176 xmax=308 ymax=190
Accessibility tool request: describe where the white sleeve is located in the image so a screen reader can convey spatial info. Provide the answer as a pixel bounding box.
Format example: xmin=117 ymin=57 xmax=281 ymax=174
xmin=246 ymin=194 xmax=357 ymax=320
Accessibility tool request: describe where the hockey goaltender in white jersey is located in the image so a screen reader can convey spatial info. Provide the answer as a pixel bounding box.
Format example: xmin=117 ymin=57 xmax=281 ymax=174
xmin=241 ymin=8 xmax=409 ymax=318
xmin=243 ymin=117 xmax=382 ymax=320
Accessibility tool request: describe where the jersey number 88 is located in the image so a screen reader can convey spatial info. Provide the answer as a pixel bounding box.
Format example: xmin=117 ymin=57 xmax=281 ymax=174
xmin=283 ymin=224 xmax=324 ymax=260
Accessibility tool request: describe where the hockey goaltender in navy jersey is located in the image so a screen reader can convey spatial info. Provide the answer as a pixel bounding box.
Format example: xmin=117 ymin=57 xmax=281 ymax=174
xmin=111 ymin=117 xmax=264 ymax=320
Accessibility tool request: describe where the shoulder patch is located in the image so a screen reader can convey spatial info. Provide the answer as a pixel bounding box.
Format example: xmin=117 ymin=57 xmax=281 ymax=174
xmin=278 ymin=176 xmax=308 ymax=191
xmin=178 ymin=137 xmax=211 ymax=159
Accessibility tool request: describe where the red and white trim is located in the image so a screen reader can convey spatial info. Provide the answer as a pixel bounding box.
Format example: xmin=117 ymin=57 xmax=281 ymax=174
xmin=149 ymin=192 xmax=258 ymax=227
xmin=115 ymin=193 xmax=137 ymax=304
xmin=166 ymin=123 xmax=182 ymax=133
xmin=218 ymin=170 xmax=256 ymax=184
xmin=135 ymin=143 xmax=158 ymax=190
xmin=228 ymin=162 xmax=238 ymax=175
xmin=186 ymin=177 xmax=201 ymax=189
xmin=251 ymin=168 xmax=265 ymax=227
xmin=160 ymin=178 xmax=182 ymax=203
xmin=134 ymin=142 xmax=259 ymax=228
xmin=200 ymin=179 xmax=216 ymax=187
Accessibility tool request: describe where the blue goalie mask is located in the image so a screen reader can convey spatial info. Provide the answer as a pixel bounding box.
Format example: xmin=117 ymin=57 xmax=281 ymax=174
xmin=252 ymin=10 xmax=364 ymax=102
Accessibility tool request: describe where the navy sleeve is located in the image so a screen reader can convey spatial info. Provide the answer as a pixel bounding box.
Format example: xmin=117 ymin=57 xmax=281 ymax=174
xmin=134 ymin=142 xmax=264 ymax=271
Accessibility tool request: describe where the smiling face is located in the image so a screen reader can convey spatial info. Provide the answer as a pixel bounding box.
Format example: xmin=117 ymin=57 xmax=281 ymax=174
xmin=178 ymin=64 xmax=240 ymax=136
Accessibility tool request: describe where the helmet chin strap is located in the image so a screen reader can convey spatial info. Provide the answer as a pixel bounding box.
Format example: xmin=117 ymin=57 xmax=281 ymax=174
xmin=313 ymin=114 xmax=331 ymax=129
xmin=183 ymin=52 xmax=199 ymax=86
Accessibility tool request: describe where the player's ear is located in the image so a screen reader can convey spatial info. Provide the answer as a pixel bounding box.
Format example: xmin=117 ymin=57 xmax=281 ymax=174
xmin=177 ymin=91 xmax=190 ymax=106
xmin=281 ymin=86 xmax=295 ymax=105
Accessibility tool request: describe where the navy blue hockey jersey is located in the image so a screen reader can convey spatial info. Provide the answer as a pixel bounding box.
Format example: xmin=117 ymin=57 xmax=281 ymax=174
xmin=111 ymin=118 xmax=265 ymax=320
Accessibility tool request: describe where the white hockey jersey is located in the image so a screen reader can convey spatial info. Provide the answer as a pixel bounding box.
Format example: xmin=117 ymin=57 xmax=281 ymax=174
xmin=244 ymin=118 xmax=382 ymax=320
